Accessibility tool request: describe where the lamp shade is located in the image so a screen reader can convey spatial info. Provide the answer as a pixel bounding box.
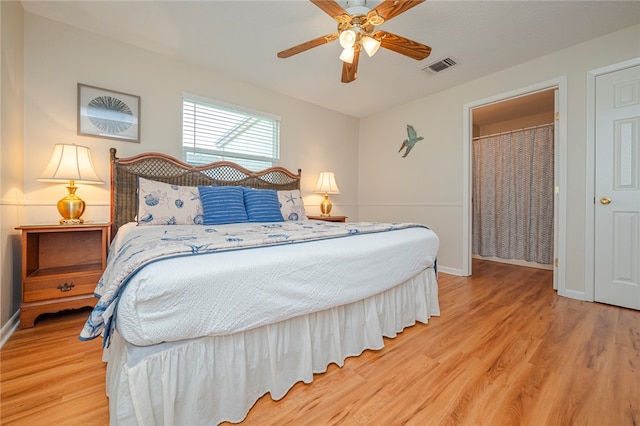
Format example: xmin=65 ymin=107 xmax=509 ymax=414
xmin=339 ymin=29 xmax=356 ymax=49
xmin=339 ymin=47 xmax=355 ymax=64
xmin=38 ymin=144 xmax=103 ymax=184
xmin=361 ymin=36 xmax=381 ymax=57
xmin=314 ymin=172 xmax=341 ymax=194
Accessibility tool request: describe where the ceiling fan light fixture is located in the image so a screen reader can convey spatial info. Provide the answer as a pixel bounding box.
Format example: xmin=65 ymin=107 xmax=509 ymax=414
xmin=277 ymin=0 xmax=431 ymax=83
xmin=339 ymin=29 xmax=357 ymax=48
xmin=339 ymin=46 xmax=355 ymax=64
xmin=361 ymin=35 xmax=381 ymax=57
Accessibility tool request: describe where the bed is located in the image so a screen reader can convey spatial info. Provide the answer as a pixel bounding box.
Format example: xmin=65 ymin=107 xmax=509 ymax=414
xmin=83 ymin=148 xmax=440 ymax=425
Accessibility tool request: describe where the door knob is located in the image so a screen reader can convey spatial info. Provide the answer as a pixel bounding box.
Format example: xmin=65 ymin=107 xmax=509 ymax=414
xmin=600 ymin=197 xmax=612 ymax=205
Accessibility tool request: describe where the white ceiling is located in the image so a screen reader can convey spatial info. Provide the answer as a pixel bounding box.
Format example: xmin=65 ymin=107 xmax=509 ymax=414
xmin=21 ymin=0 xmax=640 ymax=118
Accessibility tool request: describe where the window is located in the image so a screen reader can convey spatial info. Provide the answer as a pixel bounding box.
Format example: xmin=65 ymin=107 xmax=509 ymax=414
xmin=182 ymin=94 xmax=280 ymax=171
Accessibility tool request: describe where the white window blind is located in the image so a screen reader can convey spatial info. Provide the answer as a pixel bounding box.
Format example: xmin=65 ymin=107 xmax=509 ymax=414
xmin=182 ymin=96 xmax=280 ymax=171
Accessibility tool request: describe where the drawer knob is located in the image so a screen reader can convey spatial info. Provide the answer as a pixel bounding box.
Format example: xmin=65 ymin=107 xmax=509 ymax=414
xmin=57 ymin=282 xmax=75 ymax=292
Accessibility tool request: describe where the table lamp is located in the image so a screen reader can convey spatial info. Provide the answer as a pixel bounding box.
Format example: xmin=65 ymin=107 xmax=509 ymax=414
xmin=38 ymin=144 xmax=103 ymax=224
xmin=314 ymin=172 xmax=341 ymax=217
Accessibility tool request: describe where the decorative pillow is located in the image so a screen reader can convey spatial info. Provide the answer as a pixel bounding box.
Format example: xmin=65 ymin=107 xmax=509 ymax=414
xmin=277 ymin=189 xmax=308 ymax=221
xmin=137 ymin=177 xmax=203 ymax=225
xmin=243 ymin=188 xmax=285 ymax=222
xmin=198 ymin=186 xmax=248 ymax=225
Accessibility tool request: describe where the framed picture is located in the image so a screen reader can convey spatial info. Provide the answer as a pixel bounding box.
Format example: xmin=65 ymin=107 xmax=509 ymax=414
xmin=77 ymin=83 xmax=140 ymax=142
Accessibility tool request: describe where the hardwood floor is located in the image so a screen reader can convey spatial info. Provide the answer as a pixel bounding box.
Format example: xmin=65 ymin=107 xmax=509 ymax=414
xmin=1 ymin=260 xmax=638 ymax=425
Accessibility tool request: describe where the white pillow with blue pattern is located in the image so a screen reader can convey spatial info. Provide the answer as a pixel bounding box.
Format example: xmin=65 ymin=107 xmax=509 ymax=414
xmin=137 ymin=177 xmax=204 ymax=225
xmin=277 ymin=189 xmax=308 ymax=221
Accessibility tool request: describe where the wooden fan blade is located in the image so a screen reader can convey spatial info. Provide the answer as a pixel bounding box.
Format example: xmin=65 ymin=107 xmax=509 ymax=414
xmin=310 ymin=0 xmax=351 ymax=23
xmin=341 ymin=44 xmax=360 ymax=83
xmin=373 ymin=0 xmax=425 ymax=22
xmin=277 ymin=33 xmax=339 ymax=58
xmin=377 ymin=30 xmax=432 ymax=60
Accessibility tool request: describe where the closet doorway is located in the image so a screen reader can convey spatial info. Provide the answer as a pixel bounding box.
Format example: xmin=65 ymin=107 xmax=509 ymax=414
xmin=472 ymin=89 xmax=555 ymax=268
xmin=462 ymin=77 xmax=564 ymax=292
xmin=468 ymin=86 xmax=559 ymax=289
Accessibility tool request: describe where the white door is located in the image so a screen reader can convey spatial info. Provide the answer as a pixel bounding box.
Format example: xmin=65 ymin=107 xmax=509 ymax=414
xmin=594 ymin=64 xmax=640 ymax=310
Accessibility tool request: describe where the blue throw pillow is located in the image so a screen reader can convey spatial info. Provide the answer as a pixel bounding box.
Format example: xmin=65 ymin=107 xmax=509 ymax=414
xmin=243 ymin=188 xmax=285 ymax=223
xmin=198 ymin=186 xmax=248 ymax=225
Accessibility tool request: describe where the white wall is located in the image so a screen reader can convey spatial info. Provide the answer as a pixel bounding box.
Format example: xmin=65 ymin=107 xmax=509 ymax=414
xmin=0 ymin=1 xmax=24 ymax=335
xmin=359 ymin=24 xmax=640 ymax=290
xmin=23 ymin=14 xmax=359 ymax=225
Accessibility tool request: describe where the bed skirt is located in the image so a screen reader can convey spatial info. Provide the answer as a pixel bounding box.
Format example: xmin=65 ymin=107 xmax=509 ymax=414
xmin=104 ymin=267 xmax=439 ymax=425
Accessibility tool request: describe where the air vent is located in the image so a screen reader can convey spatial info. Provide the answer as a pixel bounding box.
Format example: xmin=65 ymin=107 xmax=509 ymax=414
xmin=421 ymin=57 xmax=457 ymax=75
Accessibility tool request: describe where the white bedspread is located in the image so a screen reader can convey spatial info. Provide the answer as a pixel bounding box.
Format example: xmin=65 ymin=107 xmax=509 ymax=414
xmin=112 ymin=221 xmax=439 ymax=346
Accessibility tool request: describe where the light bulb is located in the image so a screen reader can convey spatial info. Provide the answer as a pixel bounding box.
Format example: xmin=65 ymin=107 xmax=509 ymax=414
xmin=339 ymin=30 xmax=356 ymax=49
xmin=339 ymin=47 xmax=355 ymax=64
xmin=361 ymin=36 xmax=381 ymax=57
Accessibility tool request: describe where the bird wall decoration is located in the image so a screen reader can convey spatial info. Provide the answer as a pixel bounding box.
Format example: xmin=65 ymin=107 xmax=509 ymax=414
xmin=398 ymin=124 xmax=423 ymax=158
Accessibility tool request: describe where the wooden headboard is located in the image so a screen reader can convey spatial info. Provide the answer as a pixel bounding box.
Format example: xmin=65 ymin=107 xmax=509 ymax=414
xmin=109 ymin=148 xmax=302 ymax=237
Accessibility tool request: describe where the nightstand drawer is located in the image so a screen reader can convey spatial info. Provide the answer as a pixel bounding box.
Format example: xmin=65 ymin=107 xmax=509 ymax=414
xmin=23 ymin=272 xmax=101 ymax=303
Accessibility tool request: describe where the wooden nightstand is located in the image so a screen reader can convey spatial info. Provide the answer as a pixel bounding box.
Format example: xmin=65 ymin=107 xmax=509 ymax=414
xmin=308 ymin=215 xmax=347 ymax=223
xmin=15 ymin=223 xmax=110 ymax=328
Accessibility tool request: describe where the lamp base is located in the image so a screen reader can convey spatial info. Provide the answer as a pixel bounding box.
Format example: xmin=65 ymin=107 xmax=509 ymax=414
xmin=57 ymin=185 xmax=86 ymax=225
xmin=320 ymin=193 xmax=333 ymax=217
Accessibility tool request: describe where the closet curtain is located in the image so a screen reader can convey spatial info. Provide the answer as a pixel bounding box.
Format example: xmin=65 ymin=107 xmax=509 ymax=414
xmin=472 ymin=125 xmax=554 ymax=264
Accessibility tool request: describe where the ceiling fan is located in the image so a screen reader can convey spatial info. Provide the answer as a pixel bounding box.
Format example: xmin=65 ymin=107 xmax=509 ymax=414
xmin=277 ymin=0 xmax=432 ymax=83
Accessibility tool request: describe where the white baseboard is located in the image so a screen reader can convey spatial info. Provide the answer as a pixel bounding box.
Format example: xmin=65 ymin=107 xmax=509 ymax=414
xmin=472 ymin=255 xmax=553 ymax=270
xmin=437 ymin=265 xmax=464 ymax=276
xmin=0 ymin=310 xmax=19 ymax=349
xmin=559 ymin=288 xmax=586 ymax=301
